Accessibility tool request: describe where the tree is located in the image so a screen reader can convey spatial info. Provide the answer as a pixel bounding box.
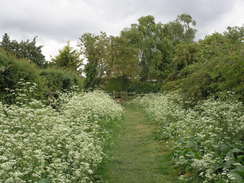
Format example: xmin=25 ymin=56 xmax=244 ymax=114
xmin=121 ymin=15 xmax=176 ymax=81
xmin=109 ymin=35 xmax=139 ymax=79
xmin=1 ymin=33 xmax=11 ymax=51
xmin=163 ymin=14 xmax=197 ymax=43
xmin=166 ymin=25 xmax=244 ymax=102
xmin=52 ymin=42 xmax=83 ymax=74
xmin=120 ymin=15 xmax=162 ymax=80
xmin=79 ymin=14 xmax=198 ymax=89
xmin=79 ymin=32 xmax=110 ymax=90
xmin=137 ymin=15 xmax=157 ymax=80
xmin=224 ymin=26 xmax=244 ymax=42
xmin=176 ymin=13 xmax=196 ymax=42
xmin=173 ymin=42 xmax=199 ymax=71
xmin=0 ymin=33 xmax=46 ymax=67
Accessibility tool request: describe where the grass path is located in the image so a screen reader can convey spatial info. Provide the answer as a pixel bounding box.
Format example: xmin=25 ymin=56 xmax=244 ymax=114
xmin=101 ymin=104 xmax=178 ymax=183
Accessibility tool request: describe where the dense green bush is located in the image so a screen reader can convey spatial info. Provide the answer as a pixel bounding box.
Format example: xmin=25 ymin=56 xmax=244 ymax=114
xmin=40 ymin=68 xmax=83 ymax=94
xmin=128 ymin=80 xmax=161 ymax=93
xmin=180 ymin=52 xmax=244 ymax=103
xmin=0 ymin=49 xmax=84 ymax=104
xmin=163 ymin=27 xmax=244 ymax=104
xmin=103 ymin=77 xmax=161 ymax=94
xmin=0 ymin=49 xmax=43 ymax=103
xmin=103 ymin=77 xmax=130 ymax=92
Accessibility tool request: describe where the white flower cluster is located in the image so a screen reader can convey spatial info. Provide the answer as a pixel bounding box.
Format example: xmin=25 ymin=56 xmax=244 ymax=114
xmin=0 ymin=91 xmax=123 ymax=183
xmin=133 ymin=93 xmax=244 ymax=182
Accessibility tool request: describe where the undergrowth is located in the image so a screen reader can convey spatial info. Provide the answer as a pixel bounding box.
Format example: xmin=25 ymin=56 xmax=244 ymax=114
xmin=133 ymin=92 xmax=244 ymax=183
xmin=0 ymin=84 xmax=123 ymax=183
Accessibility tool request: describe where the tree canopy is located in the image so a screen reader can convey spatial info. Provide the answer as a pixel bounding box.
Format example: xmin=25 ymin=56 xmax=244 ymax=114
xmin=0 ymin=33 xmax=46 ymax=67
xmin=52 ymin=42 xmax=83 ymax=74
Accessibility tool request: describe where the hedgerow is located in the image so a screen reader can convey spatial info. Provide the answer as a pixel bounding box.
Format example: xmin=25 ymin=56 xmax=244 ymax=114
xmin=0 ymin=49 xmax=84 ymax=104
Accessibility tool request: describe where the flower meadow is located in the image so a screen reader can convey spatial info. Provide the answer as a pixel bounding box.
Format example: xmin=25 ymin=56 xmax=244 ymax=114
xmin=134 ymin=93 xmax=244 ymax=182
xmin=0 ymin=90 xmax=123 ymax=183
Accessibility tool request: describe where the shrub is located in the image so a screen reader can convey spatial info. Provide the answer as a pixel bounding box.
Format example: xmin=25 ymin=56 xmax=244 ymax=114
xmin=134 ymin=93 xmax=244 ymax=182
xmin=103 ymin=76 xmax=130 ymax=92
xmin=0 ymin=91 xmax=123 ymax=183
xmin=0 ymin=49 xmax=42 ymax=103
xmin=39 ymin=68 xmax=83 ymax=94
xmin=0 ymin=49 xmax=84 ymax=104
xmin=128 ymin=80 xmax=161 ymax=93
xmin=180 ymin=54 xmax=244 ymax=103
xmin=163 ymin=27 xmax=244 ymax=104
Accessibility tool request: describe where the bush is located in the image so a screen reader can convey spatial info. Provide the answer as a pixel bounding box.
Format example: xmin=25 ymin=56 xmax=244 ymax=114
xmin=128 ymin=80 xmax=161 ymax=93
xmin=163 ymin=28 xmax=244 ymax=104
xmin=40 ymin=68 xmax=83 ymax=94
xmin=179 ymin=54 xmax=244 ymax=104
xmin=0 ymin=49 xmax=84 ymax=104
xmin=134 ymin=93 xmax=244 ymax=182
xmin=103 ymin=76 xmax=130 ymax=92
xmin=0 ymin=91 xmax=123 ymax=183
xmin=0 ymin=49 xmax=42 ymax=103
xmin=103 ymin=77 xmax=161 ymax=94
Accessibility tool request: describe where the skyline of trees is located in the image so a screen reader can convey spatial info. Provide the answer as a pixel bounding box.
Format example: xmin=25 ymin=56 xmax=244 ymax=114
xmin=0 ymin=13 xmax=243 ymax=101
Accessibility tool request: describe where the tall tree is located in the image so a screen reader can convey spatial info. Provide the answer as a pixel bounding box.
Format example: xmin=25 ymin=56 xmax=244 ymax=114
xmin=137 ymin=15 xmax=157 ymax=80
xmin=52 ymin=42 xmax=82 ymax=74
xmin=109 ymin=35 xmax=139 ymax=79
xmin=176 ymin=13 xmax=197 ymax=42
xmin=1 ymin=33 xmax=11 ymax=51
xmin=121 ymin=15 xmax=176 ymax=80
xmin=79 ymin=32 xmax=110 ymax=90
xmin=163 ymin=13 xmax=196 ymax=43
xmin=79 ymin=14 xmax=197 ymax=88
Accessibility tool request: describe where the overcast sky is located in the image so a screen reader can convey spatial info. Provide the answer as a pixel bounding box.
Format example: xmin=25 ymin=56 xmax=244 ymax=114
xmin=0 ymin=0 xmax=243 ymax=60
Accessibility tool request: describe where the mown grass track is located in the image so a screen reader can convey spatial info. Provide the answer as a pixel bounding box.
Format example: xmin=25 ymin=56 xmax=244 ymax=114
xmin=101 ymin=104 xmax=178 ymax=183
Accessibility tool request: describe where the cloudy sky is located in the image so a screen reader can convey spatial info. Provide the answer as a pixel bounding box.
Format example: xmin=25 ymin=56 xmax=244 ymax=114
xmin=0 ymin=0 xmax=243 ymax=60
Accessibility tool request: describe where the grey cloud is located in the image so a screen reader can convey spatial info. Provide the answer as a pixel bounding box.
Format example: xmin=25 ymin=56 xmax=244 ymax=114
xmin=0 ymin=0 xmax=242 ymax=58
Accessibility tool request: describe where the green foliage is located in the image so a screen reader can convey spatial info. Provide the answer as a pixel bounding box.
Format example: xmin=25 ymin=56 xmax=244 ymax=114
xmin=109 ymin=36 xmax=139 ymax=79
xmin=52 ymin=42 xmax=83 ymax=74
xmin=80 ymin=14 xmax=197 ymax=86
xmin=0 ymin=49 xmax=42 ymax=103
xmin=0 ymin=91 xmax=123 ymax=182
xmin=176 ymin=14 xmax=197 ymax=42
xmin=103 ymin=76 xmax=130 ymax=92
xmin=0 ymin=49 xmax=83 ymax=104
xmin=0 ymin=33 xmax=46 ymax=67
xmin=119 ymin=13 xmax=196 ymax=81
xmin=1 ymin=33 xmax=11 ymax=51
xmin=128 ymin=80 xmax=161 ymax=93
xmin=39 ymin=68 xmax=83 ymax=95
xmin=103 ymin=77 xmax=161 ymax=94
xmin=161 ymin=14 xmax=196 ymax=45
xmin=80 ymin=32 xmax=110 ymax=90
xmin=181 ymin=54 xmax=244 ymax=103
xmin=134 ymin=93 xmax=244 ymax=182
xmin=83 ymin=60 xmax=101 ymax=90
xmin=164 ymin=25 xmax=244 ymax=103
xmin=125 ymin=15 xmax=174 ymax=80
xmin=172 ymin=42 xmax=199 ymax=72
